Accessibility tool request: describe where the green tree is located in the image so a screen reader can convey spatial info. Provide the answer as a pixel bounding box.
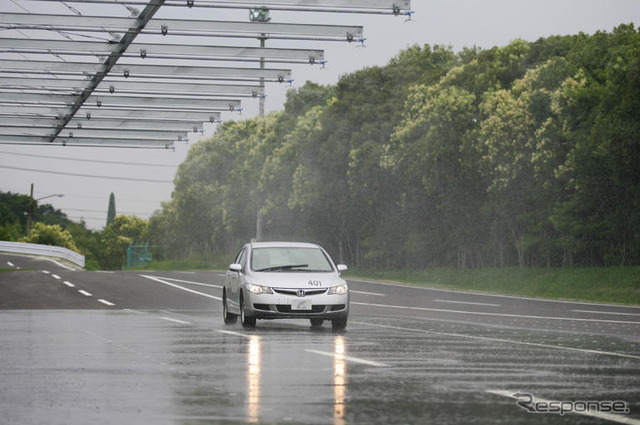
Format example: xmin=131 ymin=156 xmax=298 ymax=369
xmin=0 ymin=220 xmax=22 ymax=241
xmin=0 ymin=191 xmax=31 ymax=235
xmin=106 ymin=193 xmax=116 ymax=226
xmin=65 ymin=220 xmax=102 ymax=270
xmin=389 ymin=84 xmax=483 ymax=268
xmin=98 ymin=215 xmax=148 ymax=269
xmin=552 ymin=25 xmax=640 ymax=265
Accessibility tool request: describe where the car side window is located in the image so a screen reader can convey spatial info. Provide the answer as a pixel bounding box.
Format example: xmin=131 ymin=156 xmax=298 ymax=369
xmin=235 ymin=248 xmax=247 ymax=271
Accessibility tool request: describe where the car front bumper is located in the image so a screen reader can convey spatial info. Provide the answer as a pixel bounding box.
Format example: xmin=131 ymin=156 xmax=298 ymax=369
xmin=245 ymin=291 xmax=349 ymax=320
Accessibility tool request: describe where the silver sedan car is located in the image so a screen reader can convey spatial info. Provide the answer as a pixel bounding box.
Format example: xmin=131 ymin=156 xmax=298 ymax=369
xmin=222 ymin=242 xmax=349 ymax=330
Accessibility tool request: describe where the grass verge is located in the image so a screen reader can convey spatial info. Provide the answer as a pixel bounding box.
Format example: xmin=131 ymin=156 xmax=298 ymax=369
xmin=349 ymin=267 xmax=640 ymax=306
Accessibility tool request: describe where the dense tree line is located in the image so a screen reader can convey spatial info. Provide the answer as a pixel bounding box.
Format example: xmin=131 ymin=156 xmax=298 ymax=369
xmin=142 ymin=25 xmax=638 ymax=268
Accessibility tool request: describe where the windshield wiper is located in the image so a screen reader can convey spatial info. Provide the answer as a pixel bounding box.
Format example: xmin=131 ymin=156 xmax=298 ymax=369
xmin=256 ymin=264 xmax=309 ymax=272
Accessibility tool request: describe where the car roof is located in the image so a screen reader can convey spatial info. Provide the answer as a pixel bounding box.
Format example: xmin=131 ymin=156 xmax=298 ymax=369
xmin=248 ymin=241 xmax=321 ymax=250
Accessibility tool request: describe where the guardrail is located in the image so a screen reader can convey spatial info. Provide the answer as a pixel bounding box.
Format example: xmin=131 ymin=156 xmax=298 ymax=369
xmin=0 ymin=241 xmax=85 ymax=268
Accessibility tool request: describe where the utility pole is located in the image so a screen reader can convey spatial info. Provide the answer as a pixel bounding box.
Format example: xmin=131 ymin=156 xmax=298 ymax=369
xmin=27 ymin=183 xmax=34 ymax=233
xmin=26 ymin=183 xmax=64 ymax=233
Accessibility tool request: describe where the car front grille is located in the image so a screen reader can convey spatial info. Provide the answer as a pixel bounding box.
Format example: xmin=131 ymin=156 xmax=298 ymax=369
xmin=273 ymin=288 xmax=327 ymax=296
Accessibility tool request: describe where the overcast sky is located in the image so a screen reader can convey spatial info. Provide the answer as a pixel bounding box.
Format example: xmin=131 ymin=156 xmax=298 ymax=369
xmin=1 ymin=0 xmax=638 ymax=230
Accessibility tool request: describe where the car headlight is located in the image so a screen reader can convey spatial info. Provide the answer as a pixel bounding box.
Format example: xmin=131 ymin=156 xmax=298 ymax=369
xmin=247 ymin=283 xmax=273 ymax=294
xmin=328 ymin=284 xmax=348 ymax=295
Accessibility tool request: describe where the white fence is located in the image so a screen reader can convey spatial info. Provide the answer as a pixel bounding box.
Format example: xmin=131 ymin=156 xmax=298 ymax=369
xmin=0 ymin=241 xmax=85 ymax=268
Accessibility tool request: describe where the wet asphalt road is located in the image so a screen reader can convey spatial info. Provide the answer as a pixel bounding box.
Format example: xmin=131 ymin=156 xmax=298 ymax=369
xmin=1 ymin=253 xmax=639 ymax=424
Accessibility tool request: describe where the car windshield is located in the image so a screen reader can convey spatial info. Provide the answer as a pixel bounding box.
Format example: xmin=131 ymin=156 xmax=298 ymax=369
xmin=251 ymin=247 xmax=333 ymax=272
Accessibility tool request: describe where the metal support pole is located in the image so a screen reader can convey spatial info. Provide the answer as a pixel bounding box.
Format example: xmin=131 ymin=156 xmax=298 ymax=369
xmin=256 ymin=33 xmax=266 ymax=241
xmin=259 ymin=33 xmax=266 ymax=119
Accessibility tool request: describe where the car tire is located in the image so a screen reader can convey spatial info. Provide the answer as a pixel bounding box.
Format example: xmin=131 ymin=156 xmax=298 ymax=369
xmin=240 ymin=293 xmax=256 ymax=328
xmin=222 ymin=290 xmax=237 ymax=325
xmin=331 ymin=316 xmax=347 ymax=331
xmin=310 ymin=318 xmax=324 ymax=328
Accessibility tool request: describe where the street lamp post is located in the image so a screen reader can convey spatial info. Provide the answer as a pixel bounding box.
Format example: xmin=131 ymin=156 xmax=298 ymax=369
xmin=27 ymin=183 xmax=64 ymax=233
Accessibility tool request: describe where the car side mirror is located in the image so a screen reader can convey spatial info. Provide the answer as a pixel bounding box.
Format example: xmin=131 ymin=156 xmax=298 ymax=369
xmin=337 ymin=264 xmax=348 ymax=272
xmin=229 ymin=263 xmax=242 ymax=273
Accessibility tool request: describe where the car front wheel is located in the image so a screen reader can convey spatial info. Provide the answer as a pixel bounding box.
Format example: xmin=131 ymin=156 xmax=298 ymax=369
xmin=240 ymin=292 xmax=256 ymax=328
xmin=332 ymin=316 xmax=347 ymax=331
xmin=222 ymin=290 xmax=237 ymax=325
xmin=310 ymin=318 xmax=324 ymax=328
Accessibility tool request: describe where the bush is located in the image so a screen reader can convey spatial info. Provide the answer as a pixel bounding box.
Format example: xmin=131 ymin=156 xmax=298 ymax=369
xmin=20 ymin=223 xmax=79 ymax=253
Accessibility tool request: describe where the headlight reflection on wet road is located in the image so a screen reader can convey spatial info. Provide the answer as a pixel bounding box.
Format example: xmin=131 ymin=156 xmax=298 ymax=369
xmin=243 ymin=333 xmax=348 ymax=424
xmin=334 ymin=335 xmax=346 ymax=425
xmin=247 ymin=335 xmax=261 ymax=423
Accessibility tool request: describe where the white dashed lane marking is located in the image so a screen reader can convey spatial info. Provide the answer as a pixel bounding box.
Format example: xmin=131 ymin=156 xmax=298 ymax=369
xmin=305 ymin=349 xmax=390 ymax=367
xmin=351 ymin=321 xmax=640 ymax=360
xmin=160 ymin=317 xmax=191 ymax=325
xmin=572 ymin=309 xmax=640 ymax=317
xmin=350 ymin=290 xmax=385 ymax=297
xmin=217 ymin=330 xmax=252 ymax=339
xmin=56 ymin=278 xmax=115 ymax=307
xmin=351 ymin=302 xmax=640 ymax=325
xmin=435 ymin=299 xmax=501 ymax=307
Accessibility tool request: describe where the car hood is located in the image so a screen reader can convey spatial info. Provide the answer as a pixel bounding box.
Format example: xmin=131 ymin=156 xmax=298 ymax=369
xmin=250 ymin=272 xmax=345 ymax=289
